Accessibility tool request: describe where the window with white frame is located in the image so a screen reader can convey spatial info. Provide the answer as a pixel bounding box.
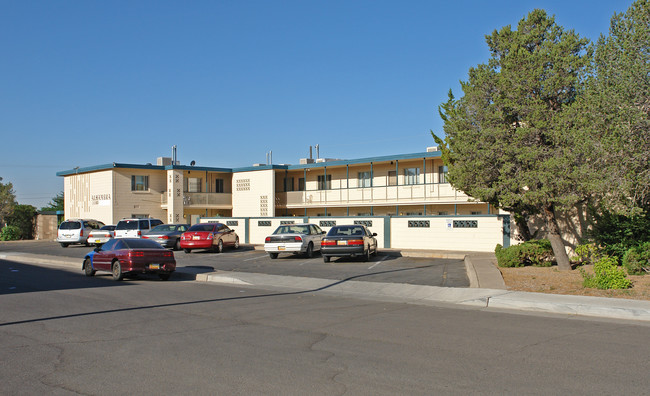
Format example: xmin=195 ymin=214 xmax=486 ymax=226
xmin=358 ymin=171 xmax=371 ymax=188
xmin=404 ymin=168 xmax=419 ymax=185
xmin=186 ymin=177 xmax=202 ymax=193
xmin=131 ymin=175 xmax=149 ymax=191
xmin=439 ymin=166 xmax=449 ymax=183
xmin=388 ymin=170 xmax=397 ymax=186
xmin=318 ymin=175 xmax=331 ymax=190
xmin=214 ymin=178 xmax=224 ymax=193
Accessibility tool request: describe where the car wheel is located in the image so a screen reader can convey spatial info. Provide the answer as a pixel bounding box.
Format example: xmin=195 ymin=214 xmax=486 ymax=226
xmin=83 ymin=258 xmax=95 ymax=277
xmin=174 ymin=240 xmax=180 ymax=251
xmin=269 ymin=252 xmax=278 ymax=259
xmin=323 ymin=255 xmax=330 ymax=263
xmin=60 ymin=243 xmax=69 ymax=248
xmin=363 ymin=248 xmax=370 ymax=262
xmin=216 ymin=239 xmax=224 ymax=253
xmin=184 ymin=249 xmax=191 ymax=254
xmin=234 ymin=237 xmax=239 ymax=249
xmin=112 ymin=260 xmax=123 ymax=281
xmin=159 ymin=273 xmax=171 ymax=281
xmin=305 ymin=242 xmax=314 ymax=258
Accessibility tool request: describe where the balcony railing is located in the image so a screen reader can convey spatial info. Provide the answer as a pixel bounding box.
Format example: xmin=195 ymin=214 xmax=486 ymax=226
xmin=277 ymin=183 xmax=468 ymax=207
xmin=161 ymin=192 xmax=232 ymax=208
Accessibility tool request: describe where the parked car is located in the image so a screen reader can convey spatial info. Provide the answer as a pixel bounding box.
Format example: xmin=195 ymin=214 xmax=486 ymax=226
xmin=86 ymin=225 xmax=117 ymax=246
xmin=114 ymin=218 xmax=163 ymax=239
xmin=143 ymin=224 xmax=190 ymax=250
xmin=82 ymin=238 xmax=176 ymax=281
xmin=57 ymin=219 xmax=105 ymax=247
xmin=264 ymin=223 xmax=325 ymax=259
xmin=180 ymin=223 xmax=239 ymax=253
xmin=320 ymin=224 xmax=378 ymax=262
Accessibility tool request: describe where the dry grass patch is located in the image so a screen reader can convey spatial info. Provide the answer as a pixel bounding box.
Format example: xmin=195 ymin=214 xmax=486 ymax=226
xmin=499 ymin=265 xmax=650 ymax=301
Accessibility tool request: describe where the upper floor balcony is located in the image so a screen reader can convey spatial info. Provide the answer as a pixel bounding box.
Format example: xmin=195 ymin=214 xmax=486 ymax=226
xmin=161 ymin=192 xmax=232 ymax=208
xmin=276 ymin=183 xmax=469 ymax=207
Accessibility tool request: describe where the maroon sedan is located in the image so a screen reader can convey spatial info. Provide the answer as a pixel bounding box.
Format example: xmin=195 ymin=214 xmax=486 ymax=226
xmin=83 ymin=238 xmax=176 ymax=281
xmin=180 ymin=223 xmax=239 ymax=253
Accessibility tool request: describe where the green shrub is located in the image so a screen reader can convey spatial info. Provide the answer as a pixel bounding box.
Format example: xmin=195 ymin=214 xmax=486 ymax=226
xmin=622 ymin=242 xmax=650 ymax=275
xmin=573 ymin=243 xmax=604 ymax=265
xmin=0 ymin=225 xmax=21 ymax=241
xmin=581 ymin=256 xmax=632 ymax=289
xmin=495 ymin=239 xmax=554 ymax=268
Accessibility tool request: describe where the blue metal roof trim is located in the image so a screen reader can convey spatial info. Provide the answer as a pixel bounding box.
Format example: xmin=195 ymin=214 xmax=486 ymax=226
xmin=57 ymin=151 xmax=442 ymax=176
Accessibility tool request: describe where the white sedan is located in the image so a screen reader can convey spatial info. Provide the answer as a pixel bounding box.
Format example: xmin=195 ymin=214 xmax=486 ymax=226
xmin=264 ymin=223 xmax=325 ymax=259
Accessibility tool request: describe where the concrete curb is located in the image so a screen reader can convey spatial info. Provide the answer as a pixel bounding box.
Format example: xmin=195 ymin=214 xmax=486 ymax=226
xmin=3 ymin=251 xmax=650 ymax=322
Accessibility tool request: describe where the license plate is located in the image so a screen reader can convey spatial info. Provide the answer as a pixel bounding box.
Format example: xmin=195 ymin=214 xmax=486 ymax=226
xmin=193 ymin=236 xmax=200 ymax=240
xmin=337 ymin=240 xmax=348 ymax=245
xmin=95 ymin=239 xmax=101 ymax=243
xmin=278 ymin=246 xmax=286 ymax=251
xmin=149 ymin=264 xmax=160 ymax=269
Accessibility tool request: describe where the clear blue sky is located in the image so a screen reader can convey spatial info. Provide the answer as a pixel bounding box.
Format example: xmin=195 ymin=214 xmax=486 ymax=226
xmin=0 ymin=0 xmax=631 ymax=208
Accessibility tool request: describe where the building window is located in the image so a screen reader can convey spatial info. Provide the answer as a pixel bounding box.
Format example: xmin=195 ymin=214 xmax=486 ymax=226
xmin=438 ymin=211 xmax=448 ymax=216
xmin=358 ymin=171 xmax=371 ymax=188
xmin=284 ymin=177 xmax=294 ymax=192
xmin=388 ymin=171 xmax=397 ymax=186
xmin=214 ymin=178 xmax=224 ymax=193
xmin=131 ymin=175 xmax=149 ymax=191
xmin=186 ymin=177 xmax=202 ymax=193
xmin=439 ymin=166 xmax=448 ymax=183
xmin=471 ymin=211 xmax=482 ymax=215
xmin=298 ymin=178 xmax=305 ymax=191
xmin=318 ymin=175 xmax=331 ymax=190
xmin=404 ymin=168 xmax=419 ymax=185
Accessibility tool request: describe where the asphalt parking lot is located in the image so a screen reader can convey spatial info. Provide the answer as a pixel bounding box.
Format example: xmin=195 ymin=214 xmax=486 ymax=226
xmin=0 ymin=241 xmax=470 ymax=287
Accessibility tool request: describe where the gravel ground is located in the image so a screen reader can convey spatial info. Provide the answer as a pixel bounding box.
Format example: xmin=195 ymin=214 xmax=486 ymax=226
xmin=499 ymin=265 xmax=650 ymax=301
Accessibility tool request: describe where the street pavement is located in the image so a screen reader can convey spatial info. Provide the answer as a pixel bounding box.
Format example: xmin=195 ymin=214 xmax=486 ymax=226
xmin=2 ymin=246 xmax=650 ymax=322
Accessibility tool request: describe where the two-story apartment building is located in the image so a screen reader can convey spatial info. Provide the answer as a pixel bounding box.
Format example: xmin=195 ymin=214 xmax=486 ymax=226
xmin=57 ymin=148 xmax=493 ymax=225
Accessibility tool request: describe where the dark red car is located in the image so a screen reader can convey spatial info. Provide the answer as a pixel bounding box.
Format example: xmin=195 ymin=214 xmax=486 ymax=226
xmin=83 ymin=238 xmax=176 ymax=281
xmin=180 ymin=223 xmax=240 ymax=253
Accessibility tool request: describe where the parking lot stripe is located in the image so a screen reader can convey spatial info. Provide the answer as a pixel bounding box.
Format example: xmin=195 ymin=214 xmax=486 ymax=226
xmin=243 ymin=254 xmax=268 ymax=261
xmin=368 ymin=255 xmax=388 ymax=270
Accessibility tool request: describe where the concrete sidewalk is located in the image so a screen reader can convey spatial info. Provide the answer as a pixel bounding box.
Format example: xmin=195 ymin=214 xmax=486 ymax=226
xmin=2 ymin=250 xmax=650 ymax=323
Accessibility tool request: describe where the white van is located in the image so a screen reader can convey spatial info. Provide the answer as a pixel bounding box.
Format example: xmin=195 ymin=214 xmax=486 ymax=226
xmin=114 ymin=218 xmax=163 ymax=239
xmin=57 ymin=219 xmax=105 ymax=247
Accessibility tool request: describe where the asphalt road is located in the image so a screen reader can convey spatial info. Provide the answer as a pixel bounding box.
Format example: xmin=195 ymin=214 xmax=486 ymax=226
xmin=0 ymin=241 xmax=469 ymax=287
xmin=1 ymin=259 xmax=649 ymax=395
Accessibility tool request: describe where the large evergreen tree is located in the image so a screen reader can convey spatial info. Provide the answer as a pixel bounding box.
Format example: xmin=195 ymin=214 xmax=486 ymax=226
xmin=435 ymin=10 xmax=591 ymax=270
xmin=581 ymin=0 xmax=650 ymax=211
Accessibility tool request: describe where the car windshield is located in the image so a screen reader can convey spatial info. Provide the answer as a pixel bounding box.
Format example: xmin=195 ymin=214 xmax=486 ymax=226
xmin=122 ymin=239 xmax=164 ymax=249
xmin=328 ymin=226 xmax=365 ymax=236
xmin=59 ymin=221 xmax=81 ymax=230
xmin=273 ymin=225 xmax=310 ymax=235
xmin=116 ymin=220 xmax=139 ymax=230
xmin=151 ymin=225 xmax=177 ymax=232
xmin=188 ymin=224 xmax=216 ymax=232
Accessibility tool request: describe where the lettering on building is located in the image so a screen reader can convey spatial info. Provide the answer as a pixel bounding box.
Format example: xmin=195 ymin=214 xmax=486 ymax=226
xmin=236 ymin=179 xmax=251 ymax=191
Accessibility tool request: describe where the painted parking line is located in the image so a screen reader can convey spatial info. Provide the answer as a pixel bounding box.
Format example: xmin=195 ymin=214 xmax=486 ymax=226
xmin=243 ymin=254 xmax=269 ymax=262
xmin=368 ymin=255 xmax=388 ymax=270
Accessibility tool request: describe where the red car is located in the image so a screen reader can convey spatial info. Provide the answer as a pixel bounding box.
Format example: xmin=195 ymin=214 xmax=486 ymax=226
xmin=180 ymin=223 xmax=240 ymax=253
xmin=83 ymin=238 xmax=176 ymax=281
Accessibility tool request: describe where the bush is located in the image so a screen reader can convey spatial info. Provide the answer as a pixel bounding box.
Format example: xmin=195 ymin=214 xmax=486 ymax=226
xmin=622 ymin=242 xmax=650 ymax=275
xmin=573 ymin=243 xmax=604 ymax=265
xmin=0 ymin=225 xmax=21 ymax=241
xmin=495 ymin=239 xmax=554 ymax=268
xmin=588 ymin=207 xmax=650 ymax=260
xmin=581 ymin=255 xmax=632 ymax=289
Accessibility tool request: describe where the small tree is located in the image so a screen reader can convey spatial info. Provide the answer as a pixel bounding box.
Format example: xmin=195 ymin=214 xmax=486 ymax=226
xmin=435 ymin=10 xmax=592 ymax=270
xmin=6 ymin=204 xmax=37 ymax=240
xmin=0 ymin=177 xmax=17 ymax=227
xmin=40 ymin=192 xmax=64 ymax=212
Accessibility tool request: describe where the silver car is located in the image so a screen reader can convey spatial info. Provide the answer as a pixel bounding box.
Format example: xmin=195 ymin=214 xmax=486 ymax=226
xmin=264 ymin=223 xmax=325 ymax=259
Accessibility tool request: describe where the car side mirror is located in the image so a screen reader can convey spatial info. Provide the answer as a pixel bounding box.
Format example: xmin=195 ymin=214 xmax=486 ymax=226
xmin=94 ymin=246 xmax=101 ymax=252
xmin=321 ymin=231 xmax=326 ymax=234
xmin=372 ymin=233 xmax=377 ymax=237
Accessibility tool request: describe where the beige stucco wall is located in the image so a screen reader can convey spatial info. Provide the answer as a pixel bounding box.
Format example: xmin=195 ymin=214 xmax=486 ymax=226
xmin=232 ymin=169 xmax=275 ymax=217
xmin=63 ymin=170 xmax=114 ymax=225
xmin=112 ymin=169 xmax=166 ymax=223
